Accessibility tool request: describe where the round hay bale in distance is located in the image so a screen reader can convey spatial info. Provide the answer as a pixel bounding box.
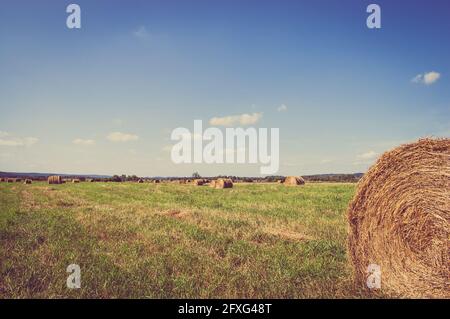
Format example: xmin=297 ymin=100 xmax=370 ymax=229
xmin=193 ymin=179 xmax=205 ymax=186
xmin=48 ymin=175 xmax=63 ymax=185
xmin=215 ymin=178 xmax=233 ymax=189
xmin=24 ymin=179 xmax=32 ymax=184
xmin=347 ymin=138 xmax=449 ymax=298
xmin=283 ymin=176 xmax=305 ymax=186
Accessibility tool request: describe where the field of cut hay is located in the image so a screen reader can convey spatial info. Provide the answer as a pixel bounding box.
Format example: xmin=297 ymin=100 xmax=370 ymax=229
xmin=0 ymin=181 xmax=375 ymax=298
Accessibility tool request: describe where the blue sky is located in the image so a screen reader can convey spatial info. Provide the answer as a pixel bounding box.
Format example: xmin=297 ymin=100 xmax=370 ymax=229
xmin=0 ymin=0 xmax=449 ymax=176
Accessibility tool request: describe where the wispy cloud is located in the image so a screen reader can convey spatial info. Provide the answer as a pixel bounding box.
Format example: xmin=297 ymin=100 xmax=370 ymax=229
xmin=107 ymin=132 xmax=139 ymax=142
xmin=132 ymin=26 xmax=149 ymax=39
xmin=0 ymin=131 xmax=38 ymax=147
xmin=277 ymin=104 xmax=288 ymax=112
xmin=411 ymin=71 xmax=441 ymax=85
xmin=357 ymin=150 xmax=378 ymax=160
xmin=73 ymin=138 xmax=95 ymax=146
xmin=209 ymin=112 xmax=263 ymax=127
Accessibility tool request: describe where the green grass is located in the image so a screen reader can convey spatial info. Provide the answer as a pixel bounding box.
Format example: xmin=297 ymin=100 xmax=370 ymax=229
xmin=0 ymin=181 xmax=369 ymax=298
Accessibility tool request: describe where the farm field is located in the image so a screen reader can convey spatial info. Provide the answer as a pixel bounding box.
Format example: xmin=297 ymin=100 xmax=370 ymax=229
xmin=0 ymin=181 xmax=376 ymax=298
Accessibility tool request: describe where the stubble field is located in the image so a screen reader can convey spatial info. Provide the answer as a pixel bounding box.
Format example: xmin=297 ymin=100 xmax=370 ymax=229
xmin=0 ymin=181 xmax=376 ymax=298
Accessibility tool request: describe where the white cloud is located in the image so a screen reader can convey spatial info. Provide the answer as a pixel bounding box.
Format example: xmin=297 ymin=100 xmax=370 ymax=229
xmin=22 ymin=137 xmax=38 ymax=146
xmin=412 ymin=71 xmax=441 ymax=85
xmin=209 ymin=112 xmax=263 ymax=127
xmin=0 ymin=139 xmax=21 ymax=146
xmin=0 ymin=132 xmax=38 ymax=147
xmin=73 ymin=138 xmax=95 ymax=146
xmin=357 ymin=150 xmax=378 ymax=160
xmin=277 ymin=104 xmax=288 ymax=112
xmin=239 ymin=113 xmax=262 ymax=125
xmin=107 ymin=132 xmax=139 ymax=142
xmin=423 ymin=71 xmax=441 ymax=84
xmin=133 ymin=26 xmax=149 ymax=39
xmin=411 ymin=74 xmax=423 ymax=83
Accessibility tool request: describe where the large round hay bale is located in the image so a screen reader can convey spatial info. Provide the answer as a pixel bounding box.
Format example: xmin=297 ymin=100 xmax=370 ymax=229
xmin=347 ymin=138 xmax=449 ymax=298
xmin=193 ymin=179 xmax=205 ymax=186
xmin=48 ymin=175 xmax=63 ymax=185
xmin=72 ymin=179 xmax=80 ymax=183
xmin=283 ymin=176 xmax=305 ymax=186
xmin=24 ymin=179 xmax=32 ymax=184
xmin=215 ymin=178 xmax=233 ymax=189
xmin=209 ymin=180 xmax=216 ymax=188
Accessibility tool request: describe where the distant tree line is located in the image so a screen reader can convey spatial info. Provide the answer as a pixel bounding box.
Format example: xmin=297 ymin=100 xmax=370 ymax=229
xmin=1 ymin=172 xmax=364 ymax=183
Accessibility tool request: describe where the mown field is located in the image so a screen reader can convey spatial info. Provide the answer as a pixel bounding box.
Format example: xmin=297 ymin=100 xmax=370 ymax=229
xmin=0 ymin=181 xmax=373 ymax=298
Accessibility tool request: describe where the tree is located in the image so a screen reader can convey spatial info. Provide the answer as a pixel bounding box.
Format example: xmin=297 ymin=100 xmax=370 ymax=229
xmin=192 ymin=172 xmax=201 ymax=178
xmin=111 ymin=175 xmax=122 ymax=182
